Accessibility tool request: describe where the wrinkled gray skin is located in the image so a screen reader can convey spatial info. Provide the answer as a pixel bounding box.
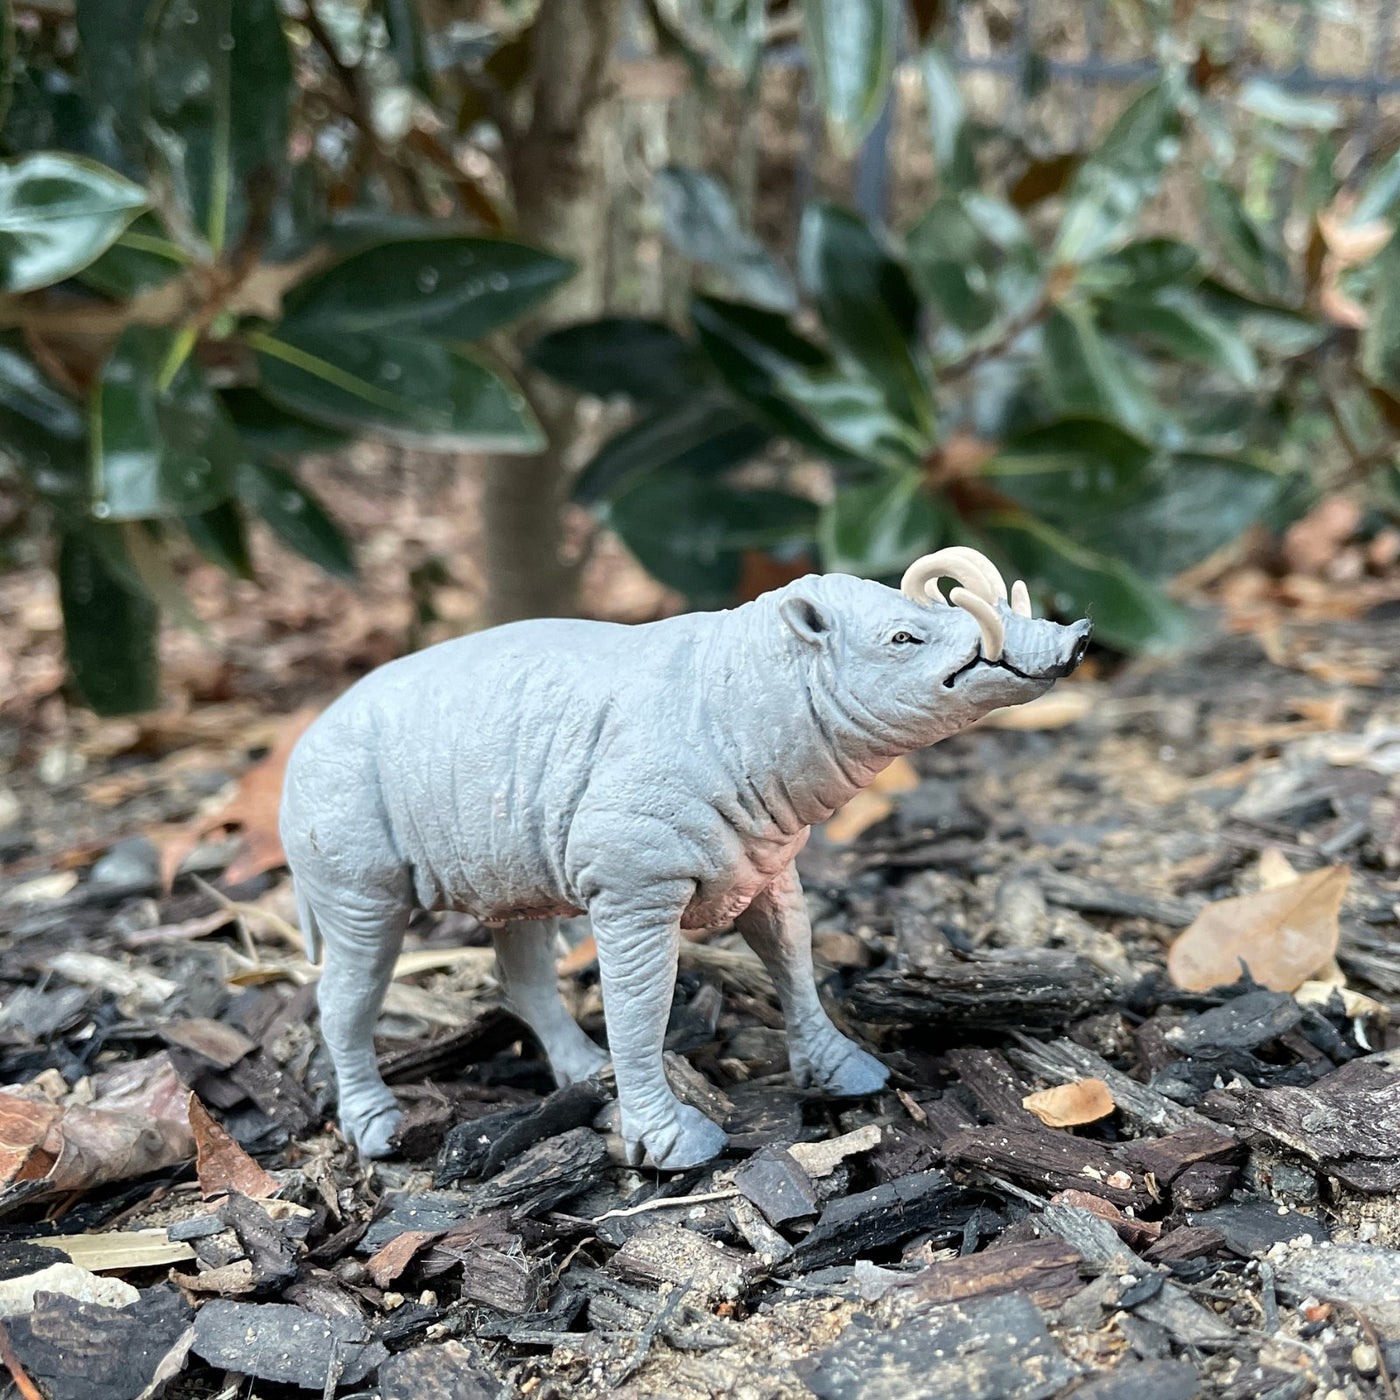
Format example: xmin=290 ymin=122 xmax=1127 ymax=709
xmin=281 ymin=573 xmax=1091 ymax=1167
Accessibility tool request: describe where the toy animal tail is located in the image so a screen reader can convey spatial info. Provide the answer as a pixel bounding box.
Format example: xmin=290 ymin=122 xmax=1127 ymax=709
xmin=293 ymin=880 xmax=323 ymax=964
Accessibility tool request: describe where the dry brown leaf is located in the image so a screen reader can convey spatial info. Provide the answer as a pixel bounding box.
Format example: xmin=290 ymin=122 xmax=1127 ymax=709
xmin=365 ymin=1228 xmax=443 ymax=1287
xmin=157 ymin=708 xmax=319 ymax=888
xmin=1256 ymin=848 xmax=1299 ymax=890
xmin=1167 ymin=865 xmax=1349 ymax=993
xmin=189 ymin=1093 xmax=280 ymax=1201
xmin=559 ymin=936 xmax=599 ymax=976
xmin=0 ymin=1055 xmax=194 ymax=1206
xmin=36 ymin=1230 xmax=193 ymax=1272
xmin=1021 ymin=1078 xmax=1115 ymax=1128
xmin=978 ymin=687 xmax=1096 ymax=731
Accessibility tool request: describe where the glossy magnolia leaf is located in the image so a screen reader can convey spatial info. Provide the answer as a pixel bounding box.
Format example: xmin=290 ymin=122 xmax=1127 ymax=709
xmin=655 ymin=167 xmax=796 ymax=311
xmin=526 ymin=317 xmax=709 ymax=402
xmin=234 ymin=459 xmax=356 ymax=580
xmin=58 ymin=527 xmax=160 ymax=715
xmin=219 ymin=386 xmax=353 ymax=457
xmin=184 ymin=500 xmax=253 ymax=579
xmin=1101 ymin=452 xmax=1280 ymax=581
xmin=381 ymin=0 xmax=437 ymax=100
xmin=1361 ymin=237 xmax=1400 ymax=393
xmin=819 ymin=470 xmax=944 ymax=576
xmin=1078 ymin=237 xmax=1202 ymax=295
xmin=1039 ymin=304 xmax=1169 ymax=443
xmin=281 ymin=237 xmax=574 ymax=340
xmin=1202 ymin=178 xmax=1289 ymax=299
xmin=799 ymin=203 xmax=933 ymax=436
xmin=802 ymin=0 xmax=894 ymax=152
xmin=90 ymin=326 xmax=240 ymax=520
xmin=1193 ymin=277 xmax=1328 ymax=358
xmin=982 ymin=512 xmax=1193 ymax=653
xmin=572 ymin=391 xmax=769 ymax=506
xmin=253 ymin=329 xmax=542 ymax=451
xmin=921 ymin=45 xmax=974 ymax=190
xmin=0 ymin=335 xmax=88 ymax=508
xmin=74 ymin=0 xmax=151 ymax=144
xmin=691 ymin=294 xmax=920 ymax=469
xmin=606 ymin=472 xmax=818 ymax=608
xmin=78 ymin=214 xmax=187 ymax=299
xmin=1353 ymin=148 xmax=1400 ymax=226
xmin=1237 ymin=78 xmax=1341 ymax=132
xmin=1099 ymin=287 xmax=1259 ymax=384
xmin=0 ymin=152 xmax=146 ymax=292
xmin=981 ymin=416 xmax=1156 ymax=524
xmin=146 ymin=0 xmax=293 ymax=254
xmin=1055 ymin=82 xmax=1181 ymax=264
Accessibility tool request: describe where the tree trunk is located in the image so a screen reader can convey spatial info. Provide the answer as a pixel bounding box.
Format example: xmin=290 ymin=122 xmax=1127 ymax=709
xmin=481 ymin=0 xmax=622 ymax=625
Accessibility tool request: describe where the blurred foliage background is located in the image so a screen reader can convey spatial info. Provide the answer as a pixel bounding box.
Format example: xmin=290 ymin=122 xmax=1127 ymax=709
xmin=3 ymin=0 xmax=1400 ymax=713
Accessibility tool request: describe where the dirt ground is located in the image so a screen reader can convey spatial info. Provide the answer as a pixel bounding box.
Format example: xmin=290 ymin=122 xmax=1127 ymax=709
xmin=3 ymin=468 xmax=1400 ymax=1400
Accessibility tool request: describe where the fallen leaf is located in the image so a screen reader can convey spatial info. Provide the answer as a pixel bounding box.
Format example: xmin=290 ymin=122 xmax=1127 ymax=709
xmin=559 ymin=936 xmax=598 ymax=976
xmin=365 ymin=1228 xmax=443 ymax=1288
xmin=33 ymin=1230 xmax=193 ymax=1271
xmin=157 ymin=708 xmax=319 ymax=889
xmin=189 ymin=1094 xmax=280 ymax=1201
xmin=1022 ymin=1079 xmax=1115 ymax=1128
xmin=979 ymin=686 xmax=1097 ymax=731
xmin=1295 ymin=980 xmax=1389 ymax=1021
xmin=1256 ymin=848 xmax=1298 ymax=890
xmin=0 ymin=1056 xmax=194 ymax=1207
xmin=1167 ymin=865 xmax=1350 ymax=993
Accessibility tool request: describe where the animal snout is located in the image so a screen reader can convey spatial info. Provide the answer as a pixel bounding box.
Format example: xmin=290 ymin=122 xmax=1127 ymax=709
xmin=1052 ymin=618 xmax=1093 ymax=677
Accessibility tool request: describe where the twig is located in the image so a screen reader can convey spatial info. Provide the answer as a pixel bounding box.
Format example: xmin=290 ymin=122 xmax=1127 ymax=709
xmin=937 ymin=292 xmax=1052 ymax=383
xmin=592 ymin=1189 xmax=738 ymax=1224
xmin=189 ymin=874 xmax=303 ymax=953
xmin=0 ymin=1316 xmax=44 ymax=1400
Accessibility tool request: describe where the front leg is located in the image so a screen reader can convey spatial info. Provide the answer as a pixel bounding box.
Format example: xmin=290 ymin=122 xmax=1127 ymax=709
xmin=591 ymin=881 xmax=728 ymax=1170
xmin=735 ymin=864 xmax=888 ymax=1097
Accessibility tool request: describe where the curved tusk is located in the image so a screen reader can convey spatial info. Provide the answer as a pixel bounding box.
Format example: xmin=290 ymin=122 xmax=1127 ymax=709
xmin=1010 ymin=579 xmax=1032 ymax=618
xmin=900 ymin=548 xmax=1006 ymax=607
xmin=949 ymin=586 xmax=1005 ymax=662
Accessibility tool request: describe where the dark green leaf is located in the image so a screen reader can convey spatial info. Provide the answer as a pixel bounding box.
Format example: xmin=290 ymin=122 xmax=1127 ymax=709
xmin=691 ymin=295 xmax=923 ymax=469
xmin=1100 ymin=451 xmax=1280 ymax=579
xmin=381 ymin=0 xmax=437 ymax=101
xmin=234 ymin=458 xmax=356 ymax=580
xmin=77 ymin=213 xmax=186 ymax=298
xmin=981 ymin=416 xmax=1155 ymax=523
xmin=921 ymin=46 xmax=974 ymax=190
xmin=1078 ymin=237 xmax=1202 ymax=294
xmin=58 ymin=525 xmax=160 ymax=714
xmin=1098 ymin=287 xmax=1259 ymax=383
xmin=280 ymin=236 xmax=574 ymax=340
xmin=819 ymin=470 xmax=945 ymax=575
xmin=1362 ymin=236 xmax=1400 ymax=393
xmin=801 ymin=0 xmax=894 ymax=152
xmin=1202 ymin=177 xmax=1290 ymax=298
xmin=799 ymin=204 xmax=933 ymax=435
xmin=91 ymin=326 xmax=241 ymax=520
xmin=1056 ymin=82 xmax=1181 ymax=263
xmin=253 ymin=328 xmax=543 ymax=451
xmin=980 ymin=511 xmax=1193 ymax=653
xmin=606 ymin=473 xmax=817 ymax=607
xmin=655 ymin=166 xmax=797 ymax=311
xmin=573 ymin=391 xmax=769 ymax=505
xmin=220 ymin=386 xmax=354 ymax=456
xmin=1353 ymin=148 xmax=1400 ymax=226
xmin=146 ymin=0 xmax=292 ymax=254
xmin=74 ymin=0 xmax=152 ymax=145
xmin=0 ymin=333 xmax=87 ymax=510
xmin=527 ymin=317 xmax=710 ymax=402
xmin=1193 ymin=277 xmax=1328 ymax=357
xmin=0 ymin=152 xmax=146 ymax=292
xmin=1039 ymin=304 xmax=1168 ymax=442
xmin=184 ymin=499 xmax=253 ymax=578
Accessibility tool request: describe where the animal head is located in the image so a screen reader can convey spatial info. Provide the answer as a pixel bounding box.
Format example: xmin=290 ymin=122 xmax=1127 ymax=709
xmin=774 ymin=548 xmax=1091 ymax=749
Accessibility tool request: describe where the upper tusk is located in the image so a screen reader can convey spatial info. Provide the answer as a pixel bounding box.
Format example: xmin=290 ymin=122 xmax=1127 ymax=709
xmin=900 ymin=547 xmax=1008 ymax=607
xmin=949 ymin=586 xmax=1005 ymax=662
xmin=1010 ymin=579 xmax=1032 ymax=618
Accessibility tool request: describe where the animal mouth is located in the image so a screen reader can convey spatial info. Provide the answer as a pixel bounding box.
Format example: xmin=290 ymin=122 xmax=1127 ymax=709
xmin=941 ymin=654 xmax=1043 ymax=689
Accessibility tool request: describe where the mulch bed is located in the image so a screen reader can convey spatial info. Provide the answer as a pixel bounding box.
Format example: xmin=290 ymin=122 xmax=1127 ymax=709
xmin=2 ymin=609 xmax=1400 ymax=1399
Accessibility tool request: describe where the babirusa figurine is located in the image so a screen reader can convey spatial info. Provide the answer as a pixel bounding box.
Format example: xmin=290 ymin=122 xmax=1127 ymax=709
xmin=281 ymin=550 xmax=1091 ymax=1167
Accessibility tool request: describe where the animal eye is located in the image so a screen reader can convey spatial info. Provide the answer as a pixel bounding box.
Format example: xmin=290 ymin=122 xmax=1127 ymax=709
xmin=890 ymin=631 xmax=921 ymax=645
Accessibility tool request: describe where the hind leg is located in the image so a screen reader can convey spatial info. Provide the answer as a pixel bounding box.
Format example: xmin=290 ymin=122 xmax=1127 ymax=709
xmin=314 ymin=894 xmax=410 ymax=1158
xmin=493 ymin=919 xmax=609 ymax=1085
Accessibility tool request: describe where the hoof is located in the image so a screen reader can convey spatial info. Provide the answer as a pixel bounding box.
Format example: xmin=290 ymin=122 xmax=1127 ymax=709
xmin=552 ymin=1041 xmax=612 ymax=1087
xmin=342 ymin=1099 xmax=403 ymax=1159
xmin=632 ymin=1104 xmax=728 ymax=1171
xmin=809 ymin=1040 xmax=889 ymax=1098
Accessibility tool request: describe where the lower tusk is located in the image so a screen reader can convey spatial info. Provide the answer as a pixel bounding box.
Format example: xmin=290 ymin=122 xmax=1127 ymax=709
xmin=949 ymin=586 xmax=1005 ymax=662
xmin=1010 ymin=580 xmax=1032 ymax=618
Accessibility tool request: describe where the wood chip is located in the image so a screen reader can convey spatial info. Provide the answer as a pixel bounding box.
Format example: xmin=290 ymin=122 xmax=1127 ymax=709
xmin=1021 ymin=1078 xmax=1115 ymax=1129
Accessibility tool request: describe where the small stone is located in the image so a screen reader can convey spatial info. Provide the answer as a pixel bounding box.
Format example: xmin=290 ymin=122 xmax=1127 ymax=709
xmin=90 ymin=837 xmax=159 ymax=887
xmin=0 ymin=788 xmax=21 ymax=830
xmin=1353 ymin=1343 xmax=1379 ymax=1375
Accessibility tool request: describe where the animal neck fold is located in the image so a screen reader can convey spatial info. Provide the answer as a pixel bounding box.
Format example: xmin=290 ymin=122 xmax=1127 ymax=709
xmin=699 ymin=601 xmax=905 ymax=833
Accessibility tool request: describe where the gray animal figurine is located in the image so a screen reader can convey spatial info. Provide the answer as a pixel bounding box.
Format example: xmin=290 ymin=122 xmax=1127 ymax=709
xmin=281 ymin=548 xmax=1091 ymax=1168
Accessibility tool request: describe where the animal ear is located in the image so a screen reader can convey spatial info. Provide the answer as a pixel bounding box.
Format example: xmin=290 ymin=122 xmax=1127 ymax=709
xmin=779 ymin=592 xmax=833 ymax=647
